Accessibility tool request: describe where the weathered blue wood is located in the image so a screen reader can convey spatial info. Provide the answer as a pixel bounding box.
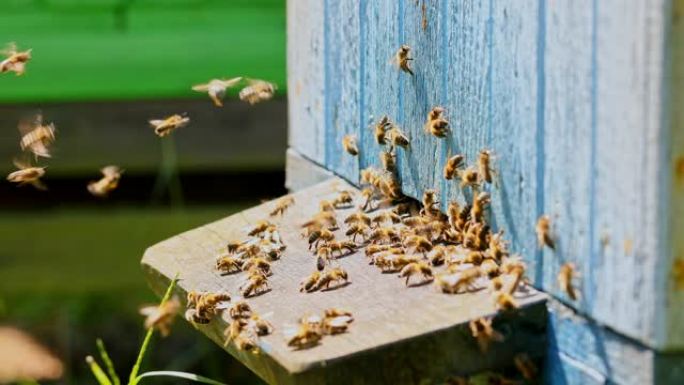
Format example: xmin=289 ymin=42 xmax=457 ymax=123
xmin=324 ymin=0 xmax=361 ymax=184
xmin=357 ymin=0 xmax=402 ymax=173
xmin=287 ymin=0 xmax=326 ymax=165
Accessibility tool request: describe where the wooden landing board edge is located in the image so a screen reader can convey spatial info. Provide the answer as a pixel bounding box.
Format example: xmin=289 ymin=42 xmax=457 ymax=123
xmin=142 ymin=178 xmax=548 ymax=385
xmin=285 ymin=149 xmax=334 ymax=192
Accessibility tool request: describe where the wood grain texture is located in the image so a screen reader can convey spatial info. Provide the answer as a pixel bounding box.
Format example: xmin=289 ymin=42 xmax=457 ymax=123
xmin=299 ymin=0 xmax=681 ymax=348
xmin=287 ymin=0 xmax=326 ymax=165
xmin=142 ymin=178 xmax=548 ymax=385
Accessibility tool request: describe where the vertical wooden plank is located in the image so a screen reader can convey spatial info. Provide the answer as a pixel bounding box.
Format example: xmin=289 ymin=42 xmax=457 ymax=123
xmin=287 ymin=0 xmax=326 ymax=165
xmin=396 ymin=0 xmax=447 ymax=199
xmin=539 ymin=0 xmax=593 ymax=307
xmin=590 ymin=0 xmax=665 ymax=344
xmin=324 ymin=0 xmax=361 ymax=184
xmin=358 ymin=0 xmax=402 ymax=172
xmin=488 ymin=0 xmax=540 ymax=280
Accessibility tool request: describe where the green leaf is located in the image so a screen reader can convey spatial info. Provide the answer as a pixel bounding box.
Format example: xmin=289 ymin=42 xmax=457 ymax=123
xmin=86 ymin=356 xmax=113 ymax=385
xmin=135 ymin=371 xmax=228 ymax=385
xmin=97 ymin=339 xmax=121 ymax=385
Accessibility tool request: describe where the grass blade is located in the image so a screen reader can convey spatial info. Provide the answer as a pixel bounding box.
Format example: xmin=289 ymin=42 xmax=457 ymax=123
xmin=135 ymin=371 xmax=228 ymax=385
xmin=97 ymin=338 xmax=121 ymax=385
xmin=86 ymin=356 xmax=113 ymax=385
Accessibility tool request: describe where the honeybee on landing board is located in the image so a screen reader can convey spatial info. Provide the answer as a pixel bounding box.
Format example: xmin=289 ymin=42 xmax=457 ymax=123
xmin=392 ymin=45 xmax=414 ymax=75
xmin=87 ymin=166 xmax=123 ymax=197
xmin=6 ymin=159 xmax=47 ymax=190
xmin=239 ymin=78 xmax=276 ymax=105
xmin=342 ymin=134 xmax=359 ymax=156
xmin=0 ymin=42 xmax=32 ymax=75
xmin=149 ymin=114 xmax=190 ymax=137
xmin=269 ymin=196 xmax=295 ymax=217
xmin=192 ymin=77 xmax=242 ymax=107
xmin=18 ymin=114 xmax=56 ymax=159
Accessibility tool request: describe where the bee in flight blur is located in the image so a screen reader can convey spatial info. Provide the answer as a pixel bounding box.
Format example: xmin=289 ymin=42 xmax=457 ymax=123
xmin=239 ymin=78 xmax=277 ymax=105
xmin=87 ymin=165 xmax=123 ymax=197
xmin=192 ymin=77 xmax=243 ymax=107
xmin=18 ymin=114 xmax=56 ymax=159
xmin=6 ymin=158 xmax=47 ymax=190
xmin=148 ymin=114 xmax=190 ymax=137
xmin=0 ymin=42 xmax=32 ymax=76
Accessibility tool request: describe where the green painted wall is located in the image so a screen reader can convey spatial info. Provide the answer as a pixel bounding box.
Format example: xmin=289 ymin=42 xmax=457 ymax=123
xmin=0 ymin=0 xmax=286 ymax=103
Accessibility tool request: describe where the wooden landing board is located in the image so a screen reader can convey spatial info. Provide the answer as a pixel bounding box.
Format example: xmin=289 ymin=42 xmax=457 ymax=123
xmin=142 ymin=178 xmax=547 ymax=385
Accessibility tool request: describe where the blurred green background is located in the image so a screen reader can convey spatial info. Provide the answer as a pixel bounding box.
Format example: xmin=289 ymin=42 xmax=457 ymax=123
xmin=0 ymin=1 xmax=286 ymax=384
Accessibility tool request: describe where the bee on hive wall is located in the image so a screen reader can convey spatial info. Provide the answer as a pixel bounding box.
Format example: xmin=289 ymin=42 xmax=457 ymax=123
xmin=342 ymin=134 xmax=359 ymax=156
xmin=393 ymin=45 xmax=414 ymax=75
xmin=536 ymin=215 xmax=555 ymax=250
xmin=558 ymin=262 xmax=580 ymax=301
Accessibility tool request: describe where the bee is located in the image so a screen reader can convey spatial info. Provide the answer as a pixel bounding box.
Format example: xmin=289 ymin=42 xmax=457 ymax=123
xmin=536 ymin=215 xmax=555 ymax=249
xmin=322 ymin=309 xmax=354 ymax=335
xmin=287 ymin=321 xmax=323 ymax=350
xmin=344 ymin=210 xmax=372 ymax=226
xmin=504 ymin=263 xmax=526 ymax=294
xmin=558 ymin=262 xmax=579 ymax=300
xmin=494 ymin=291 xmax=519 ymax=311
xmin=228 ymin=300 xmax=252 ymax=319
xmin=480 ymin=259 xmax=500 ymax=279
xmin=468 ymin=317 xmax=503 ymax=352
xmin=375 ymin=254 xmax=420 ymax=272
xmin=269 ymin=196 xmax=295 ymax=217
xmin=240 ymin=271 xmax=270 ymax=297
xmin=300 ymin=271 xmax=322 ymax=292
xmin=325 ymin=240 xmax=357 ymax=257
xmin=471 ymin=192 xmax=490 ymax=223
xmin=421 ymin=189 xmax=438 ymax=212
xmin=364 ymin=244 xmax=394 ymax=258
xmin=402 ymin=215 xmax=430 ymax=228
xmin=360 ymin=187 xmax=379 ymax=212
xmin=314 ymin=267 xmax=349 ymax=291
xmin=371 ymin=211 xmax=401 ymax=227
xmin=249 ymin=220 xmax=276 ymax=237
xmin=223 ymin=318 xmax=248 ymax=346
xmin=323 ymin=308 xmax=353 ymax=321
xmin=360 ymin=167 xmax=381 ymax=185
xmin=308 ymin=228 xmax=335 ymax=250
xmin=427 ymin=245 xmax=448 ymax=266
xmin=464 ymin=251 xmax=484 ymax=265
xmin=0 ymin=42 xmax=32 ymax=75
xmin=216 ymin=255 xmax=244 ymax=274
xmin=374 ymin=116 xmax=392 ymax=145
xmin=234 ymin=333 xmax=259 ymax=353
xmin=488 ymin=230 xmax=509 ymax=262
xmin=189 ymin=292 xmax=231 ymax=321
xmin=398 ymin=261 xmax=434 ymax=286
xmin=444 ymin=154 xmax=465 ymax=180
xmin=239 ymin=78 xmax=277 ymax=105
xmin=301 ymin=211 xmax=338 ymax=231
xmin=242 ymin=257 xmax=272 ymax=276
xmin=393 ymin=44 xmax=414 ymax=75
xmin=192 ymin=77 xmax=243 ymax=107
xmin=342 ymin=134 xmax=359 ymax=156
xmin=460 ymin=166 xmax=479 ymax=188
xmin=514 ymin=353 xmax=537 ymax=380
xmin=148 ymin=114 xmax=189 ymax=137
xmin=387 ymin=127 xmax=410 ymax=148
xmin=403 ymin=235 xmax=433 ymax=256
xmin=248 ymin=313 xmax=274 ymax=336
xmin=424 ymin=107 xmax=449 ymax=138
xmin=18 ymin=114 xmax=56 ymax=159
xmin=87 ymin=166 xmax=123 ymax=197
xmin=6 ymin=159 xmax=47 ymax=190
xmin=139 ymin=296 xmax=181 ymax=337
xmin=333 ymin=190 xmax=354 ymax=208
xmin=477 ymin=149 xmax=494 ymax=184
xmin=226 ymin=240 xmax=244 ymax=254
xmin=392 ymin=201 xmax=417 ymax=217
xmin=318 ymin=199 xmax=336 ymax=212
xmin=380 ymin=150 xmax=396 ymax=172
xmin=368 ymin=227 xmax=401 ymax=244
xmin=434 ymin=267 xmax=482 ymax=294
xmin=345 ymin=223 xmax=370 ymax=242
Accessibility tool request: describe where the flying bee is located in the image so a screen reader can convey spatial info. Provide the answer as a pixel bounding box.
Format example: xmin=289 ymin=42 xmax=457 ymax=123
xmin=424 ymin=107 xmax=449 ymax=138
xmin=228 ymin=300 xmax=252 ymax=319
xmin=342 ymin=134 xmax=359 ymax=156
xmin=434 ymin=267 xmax=482 ymax=294
xmin=315 ymin=267 xmax=349 ymax=291
xmin=536 ymin=215 xmax=555 ymax=249
xmin=403 ymin=235 xmax=433 ymax=256
xmin=371 ymin=211 xmax=401 ymax=227
xmin=471 ymin=192 xmax=491 ymax=223
xmin=558 ymin=262 xmax=579 ymax=301
xmin=333 ymin=190 xmax=354 ymax=208
xmin=380 ymin=150 xmax=396 ymax=172
xmin=0 ymin=42 xmax=32 ymax=75
xmin=139 ymin=296 xmax=181 ymax=337
xmin=345 ymin=223 xmax=370 ymax=242
xmin=192 ymin=77 xmax=243 ymax=107
xmin=469 ymin=317 xmax=503 ymax=352
xmin=308 ymin=228 xmax=335 ymax=250
xmin=444 ymin=154 xmax=465 ymax=180
xmin=239 ymin=78 xmax=276 ymax=105
xmin=325 ymin=240 xmax=356 ymax=257
xmin=398 ymin=261 xmax=434 ymax=286
xmin=148 ymin=114 xmax=190 ymax=137
xmin=387 ymin=127 xmax=410 ymax=148
xmin=494 ymin=291 xmax=519 ymax=311
xmin=393 ymin=44 xmax=414 ymax=75
xmin=242 ymin=257 xmax=272 ymax=276
xmin=87 ymin=165 xmax=123 ymax=197
xmin=460 ymin=166 xmax=479 ymax=188
xmin=6 ymin=159 xmax=47 ymax=190
xmin=368 ymin=227 xmax=401 ymax=244
xmin=374 ymin=116 xmax=392 ymax=144
xmin=240 ymin=271 xmax=270 ymax=297
xmin=216 ymin=255 xmax=244 ymax=274
xmin=269 ymin=196 xmax=295 ymax=217
xmin=18 ymin=114 xmax=56 ymax=159
xmin=514 ymin=353 xmax=537 ymax=380
xmin=300 ymin=271 xmax=322 ymax=292
xmin=477 ymin=149 xmax=494 ymax=184
xmin=286 ymin=321 xmax=323 ymax=350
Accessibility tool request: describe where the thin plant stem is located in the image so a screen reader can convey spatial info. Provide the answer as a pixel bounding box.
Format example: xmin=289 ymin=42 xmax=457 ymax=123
xmin=97 ymin=338 xmax=121 ymax=385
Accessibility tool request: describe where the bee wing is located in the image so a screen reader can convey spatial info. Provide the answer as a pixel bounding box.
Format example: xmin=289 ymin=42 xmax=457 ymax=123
xmin=221 ymin=77 xmax=243 ymax=88
xmin=139 ymin=305 xmax=159 ymax=317
xmin=18 ymin=113 xmax=41 ymax=136
xmin=1 ymin=42 xmax=17 ymax=55
xmin=12 ymin=158 xmax=29 ymax=170
xmin=100 ymin=165 xmax=122 ymax=178
xmin=148 ymin=119 xmax=164 ymax=127
xmin=282 ymin=324 xmax=300 ymax=340
xmin=192 ymin=83 xmax=210 ymax=92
